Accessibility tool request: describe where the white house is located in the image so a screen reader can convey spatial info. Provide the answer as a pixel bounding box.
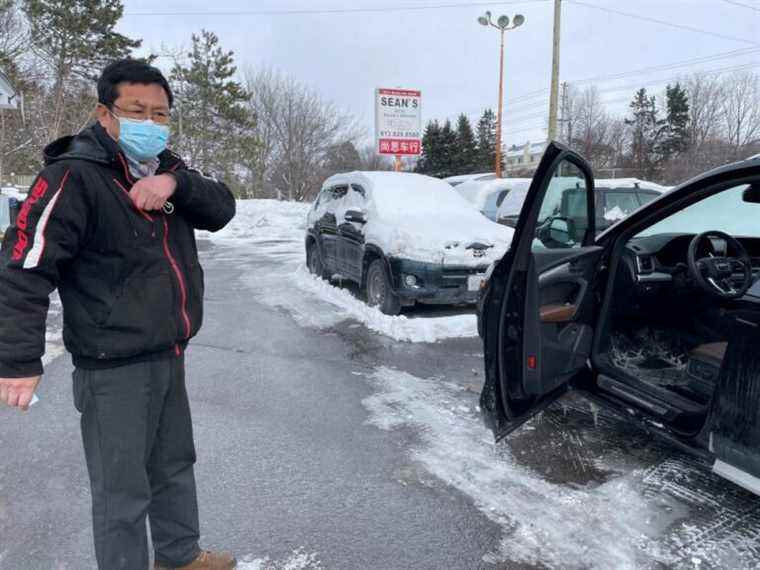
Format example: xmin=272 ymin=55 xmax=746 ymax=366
xmin=504 ymin=141 xmax=547 ymax=173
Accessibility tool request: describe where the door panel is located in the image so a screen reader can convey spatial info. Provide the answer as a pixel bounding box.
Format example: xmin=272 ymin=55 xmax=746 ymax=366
xmin=336 ymin=185 xmax=367 ymax=283
xmin=481 ymin=143 xmax=601 ymax=439
xmin=319 ymin=185 xmax=348 ymax=273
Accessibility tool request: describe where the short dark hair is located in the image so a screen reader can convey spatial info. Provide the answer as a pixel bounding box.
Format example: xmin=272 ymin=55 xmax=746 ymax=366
xmin=97 ymin=58 xmax=174 ymax=108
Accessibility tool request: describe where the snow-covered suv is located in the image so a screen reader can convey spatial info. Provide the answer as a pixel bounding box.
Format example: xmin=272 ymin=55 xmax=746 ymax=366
xmin=305 ymin=171 xmax=513 ymax=315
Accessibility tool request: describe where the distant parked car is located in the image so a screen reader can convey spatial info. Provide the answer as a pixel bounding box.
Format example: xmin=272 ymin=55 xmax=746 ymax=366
xmin=457 ymin=178 xmax=533 ymax=222
xmin=443 ymin=172 xmax=496 ymax=187
xmin=305 ymin=171 xmax=513 ymax=315
xmin=497 ymin=178 xmax=666 ymax=233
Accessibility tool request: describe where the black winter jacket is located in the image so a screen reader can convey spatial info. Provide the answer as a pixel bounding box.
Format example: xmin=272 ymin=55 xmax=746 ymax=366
xmin=0 ymin=123 xmax=236 ymax=376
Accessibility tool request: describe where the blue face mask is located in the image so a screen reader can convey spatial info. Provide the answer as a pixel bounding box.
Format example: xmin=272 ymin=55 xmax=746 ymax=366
xmin=115 ymin=116 xmax=170 ymax=162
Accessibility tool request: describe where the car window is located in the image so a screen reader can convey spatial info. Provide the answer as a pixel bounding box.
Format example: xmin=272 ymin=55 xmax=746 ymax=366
xmin=533 ymin=163 xmax=590 ymax=251
xmin=638 ymin=183 xmax=760 ymax=238
xmin=482 ymin=189 xmax=509 ymax=221
xmin=603 ymin=190 xmax=640 ymax=222
xmin=636 ymin=190 xmax=660 ymax=207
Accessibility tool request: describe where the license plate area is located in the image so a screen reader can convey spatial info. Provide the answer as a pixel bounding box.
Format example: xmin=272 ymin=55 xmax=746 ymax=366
xmin=467 ymin=274 xmax=485 ymax=292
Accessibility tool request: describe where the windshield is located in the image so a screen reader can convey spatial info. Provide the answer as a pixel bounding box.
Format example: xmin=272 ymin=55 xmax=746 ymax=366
xmin=638 ymin=184 xmax=760 ymax=238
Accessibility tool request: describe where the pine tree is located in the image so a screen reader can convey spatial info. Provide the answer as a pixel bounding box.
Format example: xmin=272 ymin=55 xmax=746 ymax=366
xmin=23 ymin=0 xmax=142 ymax=139
xmin=659 ymin=83 xmax=690 ymax=161
xmin=170 ymin=30 xmax=257 ymax=195
xmin=438 ymin=119 xmax=457 ymax=178
xmin=416 ymin=120 xmax=442 ymax=175
xmin=625 ymin=88 xmax=664 ymax=179
xmin=454 ymin=114 xmax=478 ymax=175
xmin=476 ymin=108 xmax=497 ymax=173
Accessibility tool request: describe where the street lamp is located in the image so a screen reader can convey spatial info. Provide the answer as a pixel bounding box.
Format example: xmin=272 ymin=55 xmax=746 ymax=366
xmin=478 ymin=11 xmax=525 ymax=178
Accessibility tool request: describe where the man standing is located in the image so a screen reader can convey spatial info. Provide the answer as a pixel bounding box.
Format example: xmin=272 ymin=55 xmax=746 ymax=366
xmin=0 ymin=59 xmax=237 ymax=569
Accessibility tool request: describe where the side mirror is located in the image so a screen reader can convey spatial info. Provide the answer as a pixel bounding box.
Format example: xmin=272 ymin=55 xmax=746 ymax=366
xmin=344 ymin=209 xmax=367 ymax=224
xmin=743 ymin=184 xmax=760 ymax=204
xmin=548 ymin=217 xmax=572 ymax=244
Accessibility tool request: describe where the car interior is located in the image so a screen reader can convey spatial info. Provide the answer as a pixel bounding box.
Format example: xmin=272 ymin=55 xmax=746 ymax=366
xmin=591 ymin=181 xmax=760 ymax=434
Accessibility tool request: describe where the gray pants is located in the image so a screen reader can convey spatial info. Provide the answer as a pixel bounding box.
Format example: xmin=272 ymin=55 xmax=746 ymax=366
xmin=73 ymin=354 xmax=201 ymax=569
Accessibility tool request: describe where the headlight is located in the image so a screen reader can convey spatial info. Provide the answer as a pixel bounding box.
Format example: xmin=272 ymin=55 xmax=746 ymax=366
xmin=403 ymin=274 xmax=418 ymax=287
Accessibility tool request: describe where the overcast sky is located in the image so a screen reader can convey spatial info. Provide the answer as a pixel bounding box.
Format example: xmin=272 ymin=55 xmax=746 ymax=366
xmin=118 ymin=0 xmax=759 ymax=148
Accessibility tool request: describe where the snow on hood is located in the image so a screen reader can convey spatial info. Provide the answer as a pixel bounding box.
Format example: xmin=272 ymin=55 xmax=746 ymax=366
xmin=322 ymin=171 xmax=514 ymax=266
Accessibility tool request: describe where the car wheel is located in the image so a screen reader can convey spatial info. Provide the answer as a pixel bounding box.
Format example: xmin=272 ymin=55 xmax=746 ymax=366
xmin=366 ymin=259 xmax=401 ymax=316
xmin=307 ymin=242 xmax=327 ymax=279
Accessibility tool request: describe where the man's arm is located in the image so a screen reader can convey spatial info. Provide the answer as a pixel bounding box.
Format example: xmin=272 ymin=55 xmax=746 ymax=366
xmin=170 ymin=168 xmax=236 ymax=232
xmin=0 ymin=165 xmax=88 ymax=410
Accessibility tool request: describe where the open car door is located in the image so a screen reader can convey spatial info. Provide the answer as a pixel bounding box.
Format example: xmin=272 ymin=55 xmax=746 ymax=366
xmin=481 ymin=143 xmax=606 ymax=439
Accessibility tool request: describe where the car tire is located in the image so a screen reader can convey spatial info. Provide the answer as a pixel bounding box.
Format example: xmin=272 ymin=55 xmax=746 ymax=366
xmin=307 ymin=241 xmax=328 ymax=280
xmin=366 ymin=259 xmax=402 ymax=316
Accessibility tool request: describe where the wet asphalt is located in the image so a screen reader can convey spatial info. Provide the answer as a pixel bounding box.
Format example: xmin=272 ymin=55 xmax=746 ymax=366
xmin=3 ymin=238 xmax=760 ymax=569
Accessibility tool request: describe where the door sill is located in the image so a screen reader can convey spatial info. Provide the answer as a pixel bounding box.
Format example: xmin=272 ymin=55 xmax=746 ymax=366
xmin=713 ymin=459 xmax=760 ymax=496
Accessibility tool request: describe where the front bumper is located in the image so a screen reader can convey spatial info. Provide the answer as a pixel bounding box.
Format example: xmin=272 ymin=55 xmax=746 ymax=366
xmin=388 ymin=258 xmax=489 ymax=305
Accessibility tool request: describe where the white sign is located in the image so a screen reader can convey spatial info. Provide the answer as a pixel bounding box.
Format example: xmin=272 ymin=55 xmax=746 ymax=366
xmin=0 ymin=71 xmax=19 ymax=110
xmin=375 ymin=87 xmax=422 ymax=156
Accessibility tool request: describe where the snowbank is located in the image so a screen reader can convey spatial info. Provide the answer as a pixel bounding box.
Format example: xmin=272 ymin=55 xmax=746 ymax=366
xmin=205 ymin=199 xmax=480 ymax=342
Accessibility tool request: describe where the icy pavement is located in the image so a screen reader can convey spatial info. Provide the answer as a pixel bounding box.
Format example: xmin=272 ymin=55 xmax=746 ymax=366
xmin=202 ymin=200 xmax=478 ymax=342
xmin=238 ymin=549 xmax=322 ymax=570
xmin=360 ymin=366 xmax=760 ymax=568
xmin=206 ymin=199 xmax=760 ymax=569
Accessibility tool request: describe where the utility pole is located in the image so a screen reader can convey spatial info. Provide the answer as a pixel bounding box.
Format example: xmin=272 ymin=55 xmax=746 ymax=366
xmin=547 ymin=0 xmax=562 ymax=141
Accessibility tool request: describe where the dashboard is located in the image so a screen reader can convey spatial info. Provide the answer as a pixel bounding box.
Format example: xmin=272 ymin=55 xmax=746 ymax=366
xmin=621 ymin=233 xmax=760 ymax=301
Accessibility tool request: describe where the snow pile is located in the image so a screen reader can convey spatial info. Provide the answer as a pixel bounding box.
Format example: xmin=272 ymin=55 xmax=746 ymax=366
xmin=604 ymin=205 xmax=627 ymax=222
xmin=209 ymin=199 xmax=479 ymax=342
xmin=362 ymin=366 xmax=686 ymax=569
xmin=291 ymin=267 xmax=477 ymax=342
xmin=316 ymin=172 xmax=513 ymax=266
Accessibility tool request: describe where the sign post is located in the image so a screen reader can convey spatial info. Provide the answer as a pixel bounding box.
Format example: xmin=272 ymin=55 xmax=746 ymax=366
xmin=375 ymin=88 xmax=422 ymax=172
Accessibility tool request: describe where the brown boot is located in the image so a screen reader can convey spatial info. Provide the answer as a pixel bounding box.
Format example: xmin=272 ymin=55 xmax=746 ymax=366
xmin=155 ymin=550 xmax=237 ymax=569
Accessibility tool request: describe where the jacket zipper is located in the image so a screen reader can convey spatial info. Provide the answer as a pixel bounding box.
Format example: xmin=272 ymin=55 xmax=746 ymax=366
xmin=113 ymin=178 xmax=154 ymax=223
xmin=161 ymin=215 xmax=192 ymax=338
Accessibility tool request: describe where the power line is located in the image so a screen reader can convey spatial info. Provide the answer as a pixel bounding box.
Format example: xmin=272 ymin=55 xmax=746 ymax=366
xmin=719 ymin=0 xmax=760 ymax=11
xmin=566 ymin=0 xmax=760 ymax=46
xmin=569 ymin=46 xmax=760 ymax=85
xmin=124 ymin=0 xmax=550 ymax=17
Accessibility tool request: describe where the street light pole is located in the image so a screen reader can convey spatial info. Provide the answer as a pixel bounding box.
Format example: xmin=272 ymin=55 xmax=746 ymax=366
xmin=478 ymin=12 xmax=525 ymax=179
xmin=495 ymin=29 xmax=505 ymax=179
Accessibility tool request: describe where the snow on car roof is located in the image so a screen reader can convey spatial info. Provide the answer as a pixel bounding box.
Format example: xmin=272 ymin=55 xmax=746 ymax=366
xmin=595 ymin=178 xmax=670 ymax=193
xmin=496 ymin=177 xmax=669 ymax=219
xmin=456 ymin=178 xmax=533 ymax=210
xmin=323 ymin=171 xmax=483 ymax=218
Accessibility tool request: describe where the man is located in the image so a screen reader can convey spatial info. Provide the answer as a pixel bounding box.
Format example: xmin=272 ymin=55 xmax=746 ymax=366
xmin=0 ymin=59 xmax=237 ymax=569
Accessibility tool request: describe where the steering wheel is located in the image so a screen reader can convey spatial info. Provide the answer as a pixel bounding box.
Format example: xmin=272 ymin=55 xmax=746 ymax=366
xmin=687 ymin=231 xmax=753 ymax=299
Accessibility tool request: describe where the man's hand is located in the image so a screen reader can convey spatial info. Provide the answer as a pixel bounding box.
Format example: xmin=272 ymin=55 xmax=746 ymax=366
xmin=0 ymin=376 xmax=41 ymax=412
xmin=129 ymin=174 xmax=177 ymax=212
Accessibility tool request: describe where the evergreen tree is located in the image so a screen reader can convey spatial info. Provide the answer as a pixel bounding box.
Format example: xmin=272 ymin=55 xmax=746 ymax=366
xmin=23 ymin=0 xmax=141 ymax=138
xmin=476 ymin=108 xmax=498 ymax=172
xmin=624 ymin=88 xmax=664 ymax=179
xmin=659 ymin=83 xmax=690 ymax=161
xmin=438 ymin=119 xmax=457 ymax=178
xmin=170 ymin=30 xmax=257 ymax=195
xmin=454 ymin=114 xmax=478 ymax=175
xmin=416 ymin=120 xmax=442 ymax=175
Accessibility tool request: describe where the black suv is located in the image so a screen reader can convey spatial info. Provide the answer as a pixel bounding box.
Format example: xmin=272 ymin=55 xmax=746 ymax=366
xmin=305 ymin=171 xmax=513 ymax=315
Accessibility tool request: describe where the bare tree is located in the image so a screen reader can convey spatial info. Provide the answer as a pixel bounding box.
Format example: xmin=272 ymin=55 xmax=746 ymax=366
xmin=245 ymin=66 xmax=363 ymax=201
xmin=683 ymin=73 xmax=724 ymax=149
xmin=722 ymin=71 xmax=760 ymax=159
